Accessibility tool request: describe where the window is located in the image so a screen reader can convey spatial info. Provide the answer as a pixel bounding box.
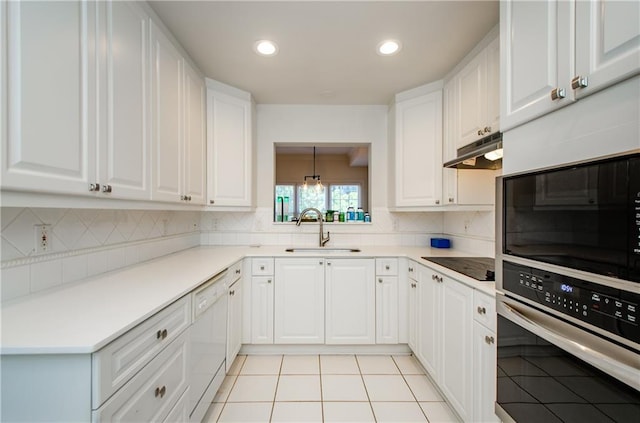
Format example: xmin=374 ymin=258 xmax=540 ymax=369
xmin=275 ymin=184 xmax=361 ymax=220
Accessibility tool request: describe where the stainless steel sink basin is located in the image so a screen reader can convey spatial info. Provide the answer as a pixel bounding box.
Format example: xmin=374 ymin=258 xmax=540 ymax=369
xmin=285 ymin=247 xmax=361 ymax=253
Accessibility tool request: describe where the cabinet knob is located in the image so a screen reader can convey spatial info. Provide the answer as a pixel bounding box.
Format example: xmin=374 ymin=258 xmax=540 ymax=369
xmin=156 ymin=329 xmax=168 ymax=340
xmin=448 ymin=197 xmax=454 ymax=203
xmin=484 ymin=126 xmax=491 ymax=134
xmin=260 ymin=265 xmax=265 ymax=270
xmin=101 ymin=184 xmax=112 ymax=193
xmin=89 ymin=183 xmax=100 ymax=192
xmin=267 ymin=279 xmax=272 ymax=284
xmin=235 ymin=269 xmax=241 ymax=274
xmin=408 ymin=267 xmax=414 ymax=272
xmin=484 ymin=335 xmax=495 ymax=345
xmin=571 ymin=76 xmax=588 ymax=90
xmin=385 ymin=265 xmax=390 ymax=270
xmin=319 ymin=261 xmax=323 ymax=265
xmin=477 ymin=129 xmax=484 ymax=136
xmin=155 ymin=385 xmax=167 ymax=398
xmin=477 ymin=306 xmax=487 ymax=315
xmin=550 ymin=87 xmax=566 ymax=100
xmin=210 ymin=200 xmax=215 ymax=204
xmin=435 ymin=199 xmax=440 ymax=205
xmin=378 ymin=278 xmax=383 ymax=283
xmin=327 ymin=262 xmax=331 ymax=266
xmin=411 ymin=283 xmax=416 ymax=288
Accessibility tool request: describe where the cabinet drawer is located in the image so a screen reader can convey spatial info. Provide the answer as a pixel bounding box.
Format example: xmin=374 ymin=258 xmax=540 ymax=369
xmin=229 ymin=260 xmax=243 ymax=283
xmin=252 ymin=258 xmax=274 ymax=275
xmin=92 ymin=330 xmax=190 ymax=422
xmin=473 ymin=291 xmax=496 ymax=332
xmin=376 ymin=258 xmax=399 ymax=276
xmin=163 ymin=386 xmax=189 ymax=423
xmin=92 ymin=296 xmax=191 ymax=408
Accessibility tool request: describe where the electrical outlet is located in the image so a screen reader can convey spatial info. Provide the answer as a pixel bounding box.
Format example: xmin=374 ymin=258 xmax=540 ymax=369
xmin=34 ymin=224 xmax=52 ymax=253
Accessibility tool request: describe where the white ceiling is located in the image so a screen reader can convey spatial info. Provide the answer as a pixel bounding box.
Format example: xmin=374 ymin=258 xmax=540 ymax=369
xmin=149 ymin=1 xmax=499 ymax=105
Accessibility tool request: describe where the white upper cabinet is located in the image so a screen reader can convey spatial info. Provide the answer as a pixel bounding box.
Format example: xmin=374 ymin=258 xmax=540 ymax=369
xmin=150 ymin=20 xmax=205 ymax=205
xmin=454 ymin=34 xmax=500 ymax=149
xmin=2 ymin=0 xmax=95 ymax=195
xmin=574 ymin=0 xmax=640 ymax=99
xmin=501 ymin=0 xmax=640 ymax=131
xmin=182 ymin=62 xmax=206 ymax=205
xmin=150 ymin=20 xmax=183 ymax=203
xmin=206 ymin=81 xmax=254 ymax=208
xmin=97 ymin=0 xmax=150 ymax=200
xmin=389 ymin=89 xmax=443 ymax=208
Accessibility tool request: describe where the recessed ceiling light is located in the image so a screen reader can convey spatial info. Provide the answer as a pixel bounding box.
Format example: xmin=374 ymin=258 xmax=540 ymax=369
xmin=377 ymin=40 xmax=401 ymax=56
xmin=254 ymin=40 xmax=278 ymax=56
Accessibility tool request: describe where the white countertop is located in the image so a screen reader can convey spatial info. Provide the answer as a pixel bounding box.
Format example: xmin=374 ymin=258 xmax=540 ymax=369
xmin=0 ymin=246 xmax=495 ymax=355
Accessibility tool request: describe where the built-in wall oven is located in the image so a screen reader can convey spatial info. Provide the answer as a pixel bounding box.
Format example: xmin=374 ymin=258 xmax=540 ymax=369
xmin=495 ymin=152 xmax=640 ymax=423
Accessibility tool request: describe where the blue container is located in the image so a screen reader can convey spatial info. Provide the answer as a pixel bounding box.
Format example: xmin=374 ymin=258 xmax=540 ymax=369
xmin=430 ymin=238 xmax=451 ymax=248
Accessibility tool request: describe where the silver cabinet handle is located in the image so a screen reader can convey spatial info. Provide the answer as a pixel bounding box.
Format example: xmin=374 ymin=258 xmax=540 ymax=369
xmin=484 ymin=335 xmax=495 ymax=345
xmin=235 ymin=269 xmax=241 ymax=274
xmin=477 ymin=306 xmax=487 ymax=315
xmin=448 ymin=197 xmax=454 ymax=203
xmin=101 ymin=184 xmax=112 ymax=193
xmin=571 ymin=76 xmax=588 ymax=89
xmin=89 ymin=183 xmax=100 ymax=192
xmin=477 ymin=129 xmax=484 ymax=136
xmin=155 ymin=385 xmax=167 ymax=398
xmin=411 ymin=283 xmax=416 ymax=288
xmin=551 ymin=87 xmax=566 ymax=100
xmin=408 ymin=267 xmax=414 ymax=272
xmin=484 ymin=126 xmax=491 ymax=133
xmin=156 ymin=329 xmax=168 ymax=340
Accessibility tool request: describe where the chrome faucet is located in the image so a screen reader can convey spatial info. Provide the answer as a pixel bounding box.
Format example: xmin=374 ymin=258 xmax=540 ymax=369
xmin=296 ymin=207 xmax=330 ymax=247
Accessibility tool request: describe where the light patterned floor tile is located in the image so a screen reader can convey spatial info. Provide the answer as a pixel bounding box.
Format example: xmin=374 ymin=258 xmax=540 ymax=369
xmin=356 ymin=355 xmax=400 ymax=374
xmin=281 ymin=355 xmax=320 ymax=374
xmin=217 ymin=402 xmax=273 ymax=422
xmin=371 ymin=401 xmax=428 ymax=422
xmin=320 ymin=355 xmax=360 ymax=374
xmin=392 ymin=355 xmax=426 ymax=375
xmin=240 ymin=355 xmax=283 ymax=375
xmin=271 ymin=402 xmax=323 ymax=422
xmin=275 ymin=375 xmax=321 ymax=401
xmin=322 ymin=375 xmax=369 ymax=401
xmin=323 ymin=402 xmax=375 ymax=422
xmin=227 ymin=375 xmax=278 ymax=402
xmin=362 ymin=375 xmax=415 ymax=402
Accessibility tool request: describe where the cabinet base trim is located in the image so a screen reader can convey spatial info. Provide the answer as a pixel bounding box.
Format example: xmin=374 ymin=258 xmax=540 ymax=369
xmin=240 ymin=344 xmax=411 ymax=355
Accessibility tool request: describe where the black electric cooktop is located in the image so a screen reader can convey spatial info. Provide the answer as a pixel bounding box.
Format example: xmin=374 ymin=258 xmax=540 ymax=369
xmin=421 ymin=257 xmax=496 ymax=281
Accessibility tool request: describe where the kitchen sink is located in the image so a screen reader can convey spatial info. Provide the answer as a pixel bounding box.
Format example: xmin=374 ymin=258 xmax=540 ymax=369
xmin=285 ymin=247 xmax=361 ymax=253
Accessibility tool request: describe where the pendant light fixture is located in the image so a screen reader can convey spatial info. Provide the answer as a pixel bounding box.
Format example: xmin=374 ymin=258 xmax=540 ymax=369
xmin=303 ymin=146 xmax=323 ymax=191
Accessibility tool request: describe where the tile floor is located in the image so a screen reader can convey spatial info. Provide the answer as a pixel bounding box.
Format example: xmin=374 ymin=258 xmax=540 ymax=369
xmin=203 ymin=354 xmax=460 ymax=423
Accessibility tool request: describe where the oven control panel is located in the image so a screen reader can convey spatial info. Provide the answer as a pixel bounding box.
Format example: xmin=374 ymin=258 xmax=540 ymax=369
xmin=503 ymin=261 xmax=639 ymax=344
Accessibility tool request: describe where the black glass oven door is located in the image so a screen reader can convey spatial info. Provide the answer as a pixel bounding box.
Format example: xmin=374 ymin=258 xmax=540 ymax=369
xmin=496 ymin=296 xmax=640 ymax=423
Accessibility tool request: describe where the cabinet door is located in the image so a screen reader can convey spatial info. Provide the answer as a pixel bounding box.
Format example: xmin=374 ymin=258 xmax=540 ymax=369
xmin=376 ymin=276 xmax=398 ymax=344
xmin=226 ymin=279 xmax=242 ymax=372
xmin=2 ymin=0 xmax=94 ymax=194
xmin=485 ymin=36 xmax=501 ymax=135
xmin=206 ymin=90 xmax=253 ymax=207
xmin=575 ymin=0 xmax=640 ymax=99
xmin=440 ymin=277 xmax=474 ymax=422
xmin=407 ymin=269 xmax=419 ymax=352
xmin=97 ymin=0 xmax=150 ymax=200
xmin=500 ymin=0 xmax=574 ymax=131
xmin=442 ymin=78 xmax=458 ymax=205
xmin=183 ymin=62 xmax=206 ymax=204
xmin=393 ymin=91 xmax=443 ymax=207
xmin=473 ymin=322 xmax=499 ymax=423
xmin=250 ymin=276 xmax=273 ymax=344
xmin=325 ymin=259 xmax=375 ymax=344
xmin=456 ymin=51 xmax=486 ymax=148
xmin=150 ymin=20 xmax=182 ymax=203
xmin=418 ymin=267 xmax=441 ymax=377
xmin=274 ymin=258 xmax=325 ymax=344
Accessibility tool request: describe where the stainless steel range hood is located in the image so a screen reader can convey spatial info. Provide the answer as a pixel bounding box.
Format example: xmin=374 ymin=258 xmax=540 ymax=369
xmin=444 ymin=132 xmax=503 ymax=170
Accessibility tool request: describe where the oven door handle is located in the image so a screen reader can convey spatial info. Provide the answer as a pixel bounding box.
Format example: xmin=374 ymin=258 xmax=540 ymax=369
xmin=498 ymin=296 xmax=640 ymax=391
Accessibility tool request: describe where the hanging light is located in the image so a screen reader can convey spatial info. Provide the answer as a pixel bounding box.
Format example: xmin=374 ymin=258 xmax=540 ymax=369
xmin=303 ymin=146 xmax=322 ymax=190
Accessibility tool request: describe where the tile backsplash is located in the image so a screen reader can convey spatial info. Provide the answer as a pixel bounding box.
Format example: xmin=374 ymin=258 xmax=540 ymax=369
xmin=1 ymin=208 xmax=201 ymax=301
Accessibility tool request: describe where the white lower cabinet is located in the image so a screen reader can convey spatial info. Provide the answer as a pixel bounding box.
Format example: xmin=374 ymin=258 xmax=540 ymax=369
xmin=325 ymin=259 xmax=376 ymax=344
xmin=410 ymin=262 xmax=493 ymax=423
xmin=164 ymin=387 xmax=190 ymax=423
xmin=375 ymin=276 xmax=399 ymax=344
xmin=274 ymin=258 xmax=325 ymax=344
xmin=92 ymin=330 xmax=190 ymax=422
xmin=226 ymin=261 xmax=243 ymax=372
xmin=250 ymin=275 xmax=274 ymax=344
